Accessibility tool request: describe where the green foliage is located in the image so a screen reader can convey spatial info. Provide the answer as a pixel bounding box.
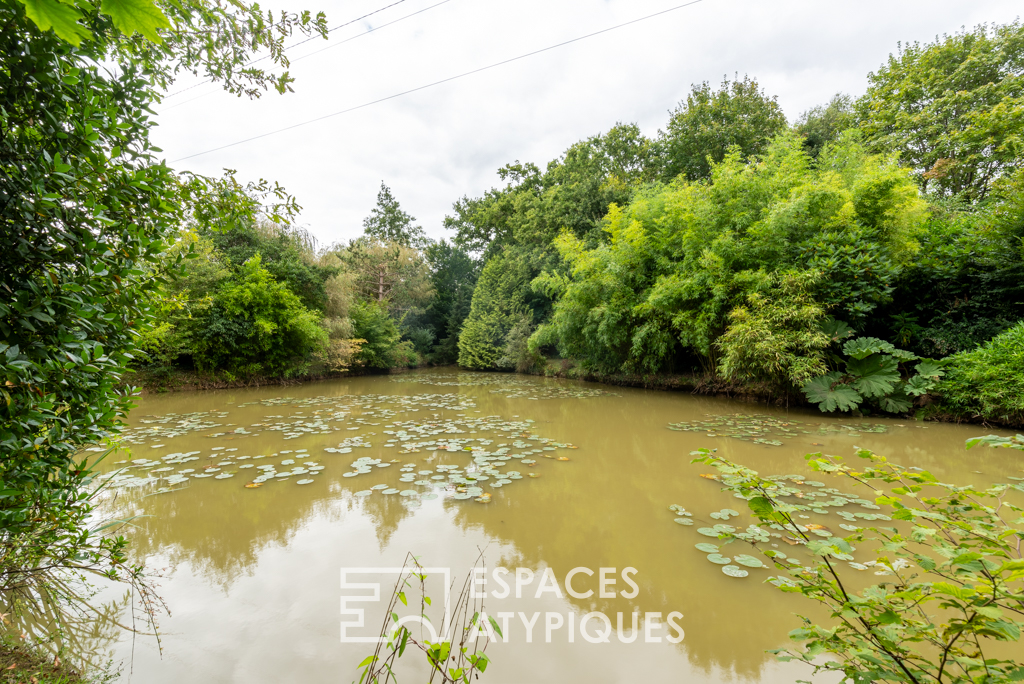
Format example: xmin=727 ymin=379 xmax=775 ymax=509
xmin=457 ymin=250 xmax=536 ymax=370
xmin=543 ymin=132 xmax=925 ymax=377
xmin=885 ymin=175 xmax=1024 ymax=358
xmin=937 ymin=322 xmax=1024 ymax=425
xmin=207 ymin=221 xmax=335 ymax=312
xmin=448 ymin=123 xmax=654 ymax=254
xmin=691 ymin=448 xmax=1024 ymax=683
xmin=801 ymin=335 xmax=945 ymax=414
xmin=424 ymin=240 xmax=478 ymax=364
xmin=362 ymin=182 xmax=429 ymax=249
xmin=657 ymin=75 xmax=788 ymax=182
xmin=1 ymin=0 xmax=324 ymax=628
xmin=349 ymin=301 xmax=402 ymax=369
xmin=716 ymin=270 xmax=830 ymax=386
xmin=794 ymin=93 xmax=856 ymax=158
xmin=859 ymin=21 xmax=1024 ymax=201
xmin=193 ymin=255 xmax=327 ymax=376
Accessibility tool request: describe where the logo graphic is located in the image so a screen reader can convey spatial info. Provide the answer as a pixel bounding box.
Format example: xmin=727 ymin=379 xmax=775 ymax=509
xmin=340 ymin=567 xmax=451 ymax=644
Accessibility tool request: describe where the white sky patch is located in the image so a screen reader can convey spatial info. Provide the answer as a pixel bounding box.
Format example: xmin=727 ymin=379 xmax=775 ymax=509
xmin=154 ymin=0 xmax=1021 ymax=246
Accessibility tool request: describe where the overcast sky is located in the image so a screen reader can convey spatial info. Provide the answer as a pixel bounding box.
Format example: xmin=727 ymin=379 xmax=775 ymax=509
xmin=154 ymin=0 xmax=1021 ymax=247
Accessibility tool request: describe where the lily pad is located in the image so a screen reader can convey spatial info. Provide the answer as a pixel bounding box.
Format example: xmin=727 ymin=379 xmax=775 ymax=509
xmin=722 ymin=565 xmax=749 ymax=578
xmin=296 ymin=479 xmax=314 ymax=485
xmin=697 ymin=527 xmax=720 ymax=538
xmin=694 ymin=543 xmax=719 ymax=553
xmin=706 ymin=554 xmax=731 ymax=565
xmin=733 ymin=554 xmax=766 ymax=568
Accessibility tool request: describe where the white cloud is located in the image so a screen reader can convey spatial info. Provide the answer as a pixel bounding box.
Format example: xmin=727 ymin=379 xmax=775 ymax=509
xmin=154 ymin=0 xmax=1021 ymax=246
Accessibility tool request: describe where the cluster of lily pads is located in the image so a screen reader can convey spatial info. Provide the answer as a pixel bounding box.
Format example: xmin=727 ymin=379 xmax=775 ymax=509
xmin=119 ymin=411 xmax=230 ymax=445
xmin=323 ymin=413 xmax=576 ymax=504
xmin=673 ymin=470 xmax=905 ymax=579
xmin=666 ymin=414 xmax=891 ymax=447
xmin=97 ymin=447 xmax=327 ymax=494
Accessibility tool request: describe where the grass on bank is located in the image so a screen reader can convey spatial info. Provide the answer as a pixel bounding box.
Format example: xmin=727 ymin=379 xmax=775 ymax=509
xmin=0 ymin=637 xmax=87 ymax=684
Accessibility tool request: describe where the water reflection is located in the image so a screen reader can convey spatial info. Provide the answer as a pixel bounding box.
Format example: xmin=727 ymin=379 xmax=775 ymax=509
xmin=86 ymin=371 xmax=1021 ymax=683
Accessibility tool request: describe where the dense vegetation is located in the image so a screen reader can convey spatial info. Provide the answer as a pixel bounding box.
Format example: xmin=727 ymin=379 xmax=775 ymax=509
xmin=3 ymin=1 xmax=1024 ymax=680
xmin=119 ymin=21 xmax=1024 ymax=429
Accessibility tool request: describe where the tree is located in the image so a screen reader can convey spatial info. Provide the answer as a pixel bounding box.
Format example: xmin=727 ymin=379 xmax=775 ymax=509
xmin=795 ymin=93 xmax=856 ymax=158
xmin=0 ymin=0 xmax=324 ymax=625
xmin=193 ymin=255 xmax=327 ymax=376
xmin=859 ymin=21 xmax=1024 ymax=201
xmin=341 ymin=239 xmax=433 ymax=315
xmin=424 ymin=240 xmax=479 ymax=364
xmin=540 ymin=133 xmax=926 ymax=378
xmin=657 ymin=75 xmax=788 ymax=182
xmin=362 ymin=182 xmax=429 ymax=248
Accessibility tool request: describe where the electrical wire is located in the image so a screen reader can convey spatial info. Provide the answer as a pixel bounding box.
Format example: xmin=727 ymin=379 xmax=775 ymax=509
xmin=173 ymin=0 xmax=709 ymax=162
xmin=161 ymin=0 xmax=452 ymax=111
xmin=163 ymin=0 xmax=414 ymax=98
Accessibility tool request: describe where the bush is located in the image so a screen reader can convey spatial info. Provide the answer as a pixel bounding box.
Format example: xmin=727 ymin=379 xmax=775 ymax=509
xmin=349 ymin=301 xmax=402 ymax=369
xmin=195 ymin=255 xmax=327 ymax=376
xmin=937 ymin=322 xmax=1024 ymax=425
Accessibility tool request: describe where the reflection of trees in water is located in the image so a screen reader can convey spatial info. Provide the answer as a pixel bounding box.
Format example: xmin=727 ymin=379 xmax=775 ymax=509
xmin=353 ymin=492 xmax=415 ymax=549
xmin=439 ymin=392 xmax=828 ymax=680
xmin=97 ymin=479 xmax=362 ymax=587
xmin=1 ymin=580 xmax=130 ymax=677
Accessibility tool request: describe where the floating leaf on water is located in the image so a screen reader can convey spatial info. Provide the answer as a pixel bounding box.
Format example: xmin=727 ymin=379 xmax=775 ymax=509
xmin=382 ymin=488 xmax=399 ymax=495
xmin=697 ymin=528 xmax=720 ymax=538
xmin=707 ymin=554 xmax=731 ymax=565
xmin=399 ymin=490 xmax=418 ymax=497
xmin=694 ymin=543 xmax=719 ymax=553
xmin=733 ymin=554 xmax=766 ymax=568
xmin=354 ymin=490 xmax=372 ymax=497
xmin=370 ymin=484 xmax=388 ymax=490
xmin=244 ymin=482 xmax=262 ymax=489
xmin=722 ymin=565 xmax=748 ymax=578
xmin=673 ymin=518 xmax=694 ymax=525
xmin=296 ymin=479 xmax=314 ymax=485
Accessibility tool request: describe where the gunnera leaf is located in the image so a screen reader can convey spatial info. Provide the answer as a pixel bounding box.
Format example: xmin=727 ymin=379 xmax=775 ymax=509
xmin=842 ymin=337 xmax=895 ymax=360
xmin=847 ymin=354 xmax=900 ymax=398
xmin=803 ymin=373 xmax=863 ymax=413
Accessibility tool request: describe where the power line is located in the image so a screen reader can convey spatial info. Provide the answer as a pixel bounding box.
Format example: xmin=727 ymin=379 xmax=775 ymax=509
xmin=173 ymin=0 xmax=709 ymax=162
xmin=161 ymin=0 xmax=452 ymax=112
xmin=163 ymin=0 xmax=414 ymax=99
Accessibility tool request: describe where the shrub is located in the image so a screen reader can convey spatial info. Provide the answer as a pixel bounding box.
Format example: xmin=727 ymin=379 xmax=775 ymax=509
xmin=195 ymin=255 xmax=327 ymax=376
xmin=937 ymin=322 xmax=1024 ymax=425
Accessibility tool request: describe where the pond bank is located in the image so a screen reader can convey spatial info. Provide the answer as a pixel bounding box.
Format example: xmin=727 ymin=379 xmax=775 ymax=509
xmin=0 ymin=638 xmax=87 ymax=684
xmin=128 ymin=363 xmax=1023 ymax=429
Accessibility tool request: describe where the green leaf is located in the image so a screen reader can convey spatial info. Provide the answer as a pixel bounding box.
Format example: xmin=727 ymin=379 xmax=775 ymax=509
xmin=100 ymin=0 xmax=171 ymax=42
xmin=488 ymin=615 xmax=503 ymax=638
xmin=904 ymin=374 xmax=936 ymax=397
xmin=19 ymin=0 xmax=91 ymax=45
xmin=749 ymin=496 xmax=774 ymax=516
xmin=914 ymin=358 xmax=947 ymax=379
xmin=877 ymin=388 xmax=912 ymax=413
xmin=842 ymin=337 xmax=895 ymax=360
xmin=803 ymin=372 xmax=863 ymax=412
xmin=821 ymin=318 xmax=854 ymax=342
xmin=847 ymin=354 xmax=900 ymax=398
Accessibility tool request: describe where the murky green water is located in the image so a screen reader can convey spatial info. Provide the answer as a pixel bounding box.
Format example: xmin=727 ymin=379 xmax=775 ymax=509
xmin=86 ymin=370 xmax=1023 ymax=683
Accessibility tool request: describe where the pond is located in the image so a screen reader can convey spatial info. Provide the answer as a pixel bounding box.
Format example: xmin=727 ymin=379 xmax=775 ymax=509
xmin=83 ymin=369 xmax=1023 ymax=683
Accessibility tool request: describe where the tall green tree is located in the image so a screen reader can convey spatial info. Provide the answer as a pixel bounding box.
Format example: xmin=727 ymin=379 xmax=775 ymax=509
xmin=859 ymin=21 xmax=1024 ymax=201
xmin=0 ymin=0 xmax=324 ymax=614
xmin=424 ymin=240 xmax=478 ymax=364
xmin=657 ymin=75 xmax=788 ymax=182
xmin=362 ymin=182 xmax=429 ymax=249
